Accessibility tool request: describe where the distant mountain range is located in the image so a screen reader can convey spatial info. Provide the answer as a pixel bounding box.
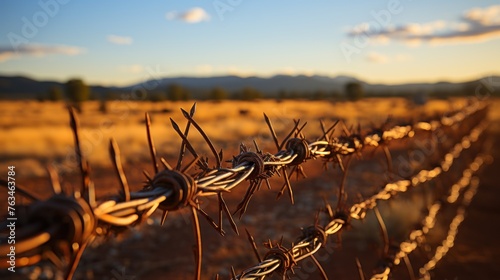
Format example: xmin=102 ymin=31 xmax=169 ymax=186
xmin=125 ymin=75 xmax=361 ymax=94
xmin=0 ymin=74 xmax=498 ymax=100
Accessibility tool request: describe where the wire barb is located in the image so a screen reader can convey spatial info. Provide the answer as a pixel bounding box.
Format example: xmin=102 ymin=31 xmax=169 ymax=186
xmin=68 ymin=106 xmax=92 ymax=199
xmin=145 ymin=112 xmax=159 ymax=174
xmin=0 ymin=99 xmax=490 ymax=280
xmin=109 ymin=138 xmax=131 ymax=202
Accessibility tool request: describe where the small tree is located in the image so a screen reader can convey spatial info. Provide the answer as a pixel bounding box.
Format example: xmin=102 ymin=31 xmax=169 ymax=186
xmin=413 ymin=92 xmax=428 ymax=106
xmin=99 ymin=92 xmax=112 ymax=114
xmin=66 ymin=78 xmax=89 ymax=111
xmin=345 ymin=82 xmax=364 ymax=101
xmin=48 ymin=86 xmax=63 ymax=102
xmin=167 ymin=84 xmax=190 ymax=101
xmin=209 ymin=87 xmax=228 ymax=101
xmin=106 ymin=91 xmax=121 ymax=101
xmin=461 ymin=80 xmax=494 ymax=97
xmin=150 ymin=92 xmax=166 ymax=102
xmin=240 ymin=87 xmax=263 ymax=100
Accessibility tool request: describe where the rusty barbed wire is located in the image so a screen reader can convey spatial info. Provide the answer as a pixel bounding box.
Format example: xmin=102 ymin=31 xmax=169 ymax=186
xmin=369 ymin=154 xmax=489 ymax=280
xmin=232 ymin=109 xmax=488 ymax=280
xmin=0 ymin=99 xmax=490 ymax=280
xmin=349 ymin=118 xmax=488 ymax=220
xmin=417 ymin=177 xmax=482 ymax=280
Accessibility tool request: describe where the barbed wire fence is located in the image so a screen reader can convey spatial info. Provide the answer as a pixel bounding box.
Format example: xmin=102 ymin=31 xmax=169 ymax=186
xmin=0 ymin=99 xmax=492 ymax=280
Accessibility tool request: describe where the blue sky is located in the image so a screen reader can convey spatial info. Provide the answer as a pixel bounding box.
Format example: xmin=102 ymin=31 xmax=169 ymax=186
xmin=0 ymin=0 xmax=499 ymax=86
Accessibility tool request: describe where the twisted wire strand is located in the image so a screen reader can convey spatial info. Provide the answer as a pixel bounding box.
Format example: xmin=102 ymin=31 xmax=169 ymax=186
xmin=417 ymin=177 xmax=481 ymax=280
xmin=237 ymin=216 xmax=346 ymax=280
xmin=88 ymin=100 xmax=489 ymax=235
xmin=0 ymin=100 xmax=489 ymax=277
xmin=308 ymin=101 xmax=487 ymax=158
xmin=369 ymin=154 xmax=488 ymax=280
xmin=349 ymin=118 xmax=488 ymax=220
xmin=233 ymin=106 xmax=488 ymax=280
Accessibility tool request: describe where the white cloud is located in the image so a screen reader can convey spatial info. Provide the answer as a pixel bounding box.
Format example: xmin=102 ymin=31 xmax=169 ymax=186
xmin=0 ymin=44 xmax=84 ymax=62
xmin=347 ymin=5 xmax=500 ymax=46
xmin=119 ymin=64 xmax=144 ymax=74
xmin=107 ymin=35 xmax=133 ymax=45
xmin=405 ymin=20 xmax=446 ymax=35
xmin=450 ymin=22 xmax=470 ymax=32
xmin=370 ymin=35 xmax=391 ymax=45
xmin=166 ymin=7 xmax=210 ymax=23
xmin=464 ymin=5 xmax=500 ymax=25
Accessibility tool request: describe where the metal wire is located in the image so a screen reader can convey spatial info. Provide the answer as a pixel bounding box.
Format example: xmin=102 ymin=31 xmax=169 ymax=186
xmin=349 ymin=119 xmax=488 ymax=220
xmin=369 ymin=154 xmax=488 ymax=280
xmin=232 ymin=110 xmax=488 ymax=280
xmin=0 ymin=99 xmax=490 ymax=280
xmin=417 ymin=177 xmax=481 ymax=280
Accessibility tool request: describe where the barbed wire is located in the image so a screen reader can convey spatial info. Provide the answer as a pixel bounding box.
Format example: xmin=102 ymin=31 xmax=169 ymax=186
xmin=0 ymin=99 xmax=490 ymax=280
xmin=349 ymin=118 xmax=488 ymax=220
xmin=369 ymin=153 xmax=489 ymax=280
xmin=231 ymin=110 xmax=488 ymax=280
xmin=417 ymin=175 xmax=482 ymax=280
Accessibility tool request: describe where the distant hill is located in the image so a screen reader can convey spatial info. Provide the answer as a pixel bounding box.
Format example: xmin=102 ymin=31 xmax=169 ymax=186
xmin=0 ymin=76 xmax=61 ymax=99
xmin=0 ymin=76 xmax=113 ymax=100
xmin=126 ymin=75 xmax=361 ymax=95
xmin=0 ymin=74 xmax=498 ymax=100
xmin=126 ymin=74 xmax=500 ymax=97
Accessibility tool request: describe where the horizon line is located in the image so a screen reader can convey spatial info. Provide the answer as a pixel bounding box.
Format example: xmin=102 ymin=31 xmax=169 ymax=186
xmin=1 ymin=71 xmax=499 ymax=88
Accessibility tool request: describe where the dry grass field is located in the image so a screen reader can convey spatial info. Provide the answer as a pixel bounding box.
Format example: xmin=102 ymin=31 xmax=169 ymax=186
xmin=1 ymin=97 xmax=499 ymax=279
xmin=0 ymin=98 xmax=464 ymax=177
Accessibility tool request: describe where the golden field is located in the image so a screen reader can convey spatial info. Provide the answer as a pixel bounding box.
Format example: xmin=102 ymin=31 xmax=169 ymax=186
xmin=0 ymin=97 xmax=484 ymax=177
